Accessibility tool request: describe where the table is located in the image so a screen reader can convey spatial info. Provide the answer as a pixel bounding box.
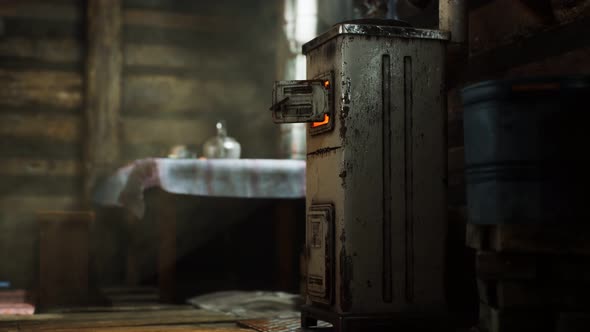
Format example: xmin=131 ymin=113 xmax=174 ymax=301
xmin=93 ymin=159 xmax=306 ymax=302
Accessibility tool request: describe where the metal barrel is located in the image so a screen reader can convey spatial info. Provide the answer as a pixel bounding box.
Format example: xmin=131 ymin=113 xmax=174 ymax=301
xmin=461 ymin=76 xmax=590 ymax=224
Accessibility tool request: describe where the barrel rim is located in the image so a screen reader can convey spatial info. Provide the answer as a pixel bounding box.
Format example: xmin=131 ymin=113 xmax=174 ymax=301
xmin=460 ymin=76 xmax=590 ymax=107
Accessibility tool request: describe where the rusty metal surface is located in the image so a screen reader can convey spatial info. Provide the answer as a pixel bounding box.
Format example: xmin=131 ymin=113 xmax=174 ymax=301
xmin=302 ymin=21 xmax=449 ymax=54
xmin=237 ymin=317 xmax=331 ymax=332
xmin=303 ymin=19 xmax=448 ymax=316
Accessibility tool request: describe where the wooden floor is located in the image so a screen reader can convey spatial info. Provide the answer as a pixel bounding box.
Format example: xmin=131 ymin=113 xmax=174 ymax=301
xmin=0 ymin=306 xmax=251 ymax=331
xmin=0 ymin=288 xmax=253 ymax=332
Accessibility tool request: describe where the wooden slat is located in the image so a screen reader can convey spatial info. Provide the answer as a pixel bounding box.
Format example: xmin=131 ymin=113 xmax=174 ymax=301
xmin=124 ymin=44 xmax=242 ymax=72
xmin=121 ymin=116 xmax=213 ymax=145
xmin=123 ymin=0 xmax=263 ymax=16
xmin=0 ymin=37 xmax=81 ymax=64
xmin=122 ymin=74 xmax=258 ymax=115
xmin=2 ymin=17 xmax=82 ymax=40
xmin=44 ymin=304 xmax=191 ymax=314
xmin=0 ymin=195 xmax=79 ymax=211
xmin=479 ymin=278 xmax=590 ymax=309
xmin=121 ymin=143 xmax=170 ymax=160
xmin=123 ymin=9 xmax=246 ymax=32
xmin=85 ymin=0 xmax=123 ymax=200
xmin=466 ymin=224 xmax=590 ymax=255
xmin=0 ymin=175 xmax=81 ymax=196
xmin=0 ymin=0 xmax=81 ymax=21
xmin=0 ymin=309 xmax=236 ymax=331
xmin=0 ymin=69 xmax=82 ymax=110
xmin=0 ymin=38 xmax=247 ymax=72
xmin=121 ymin=25 xmax=258 ymax=51
xmin=0 ymin=113 xmax=80 ymax=142
xmin=476 ymin=251 xmax=590 ymax=282
xmin=0 ymin=159 xmax=81 ymax=176
xmin=46 ymin=325 xmax=249 ymax=332
xmin=0 ymin=138 xmax=79 ymax=159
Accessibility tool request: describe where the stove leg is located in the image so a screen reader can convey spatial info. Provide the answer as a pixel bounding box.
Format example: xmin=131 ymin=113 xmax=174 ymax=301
xmin=301 ymin=312 xmax=318 ymax=328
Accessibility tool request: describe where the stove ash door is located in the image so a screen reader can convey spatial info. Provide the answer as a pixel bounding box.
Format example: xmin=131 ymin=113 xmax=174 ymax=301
xmin=306 ymin=204 xmax=334 ymax=304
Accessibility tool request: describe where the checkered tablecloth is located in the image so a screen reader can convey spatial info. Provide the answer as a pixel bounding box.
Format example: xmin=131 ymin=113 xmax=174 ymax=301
xmin=93 ymin=158 xmax=306 ymax=218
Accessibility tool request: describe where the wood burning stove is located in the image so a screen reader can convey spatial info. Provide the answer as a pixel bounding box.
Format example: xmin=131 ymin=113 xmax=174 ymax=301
xmin=270 ymin=20 xmax=451 ymax=331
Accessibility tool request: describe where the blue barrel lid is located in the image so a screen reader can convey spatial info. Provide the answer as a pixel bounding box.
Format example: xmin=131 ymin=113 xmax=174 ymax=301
xmin=461 ymin=76 xmax=590 ymax=107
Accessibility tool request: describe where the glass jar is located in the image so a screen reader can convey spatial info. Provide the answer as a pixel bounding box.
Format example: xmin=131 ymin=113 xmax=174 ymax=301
xmin=202 ymin=121 xmax=241 ymax=159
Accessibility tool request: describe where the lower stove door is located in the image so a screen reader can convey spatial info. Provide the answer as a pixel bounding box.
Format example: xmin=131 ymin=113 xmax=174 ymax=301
xmin=306 ymin=203 xmax=334 ymax=305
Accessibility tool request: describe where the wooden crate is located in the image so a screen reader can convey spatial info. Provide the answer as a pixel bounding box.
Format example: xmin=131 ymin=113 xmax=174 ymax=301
xmin=478 ymin=303 xmax=555 ymax=332
xmin=475 ymin=251 xmax=590 ymax=309
xmin=466 ymin=224 xmax=590 ymax=255
xmin=478 ymin=279 xmax=590 ymax=310
xmin=38 ymin=211 xmax=94 ymax=310
xmin=474 ymin=249 xmax=590 ymax=331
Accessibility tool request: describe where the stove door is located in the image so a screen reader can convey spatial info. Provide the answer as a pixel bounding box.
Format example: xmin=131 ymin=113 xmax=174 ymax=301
xmin=306 ymin=204 xmax=334 ymax=304
xmin=270 ymin=80 xmax=331 ymax=124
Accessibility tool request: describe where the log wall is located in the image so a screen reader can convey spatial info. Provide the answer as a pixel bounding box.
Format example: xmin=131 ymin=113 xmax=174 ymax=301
xmin=0 ymin=0 xmax=280 ymax=287
xmin=120 ymin=0 xmax=280 ymax=160
xmin=0 ymin=0 xmax=84 ymax=288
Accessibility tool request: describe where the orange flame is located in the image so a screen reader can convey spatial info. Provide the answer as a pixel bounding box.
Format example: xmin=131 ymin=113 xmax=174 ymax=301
xmin=312 ymin=114 xmax=330 ymax=127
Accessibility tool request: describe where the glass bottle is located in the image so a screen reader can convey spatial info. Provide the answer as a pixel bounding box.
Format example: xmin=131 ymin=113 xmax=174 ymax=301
xmin=202 ymin=121 xmax=241 ymax=159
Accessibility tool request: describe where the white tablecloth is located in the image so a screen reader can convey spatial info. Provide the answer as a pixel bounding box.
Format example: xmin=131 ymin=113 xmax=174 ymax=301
xmin=93 ymin=158 xmax=306 ymax=218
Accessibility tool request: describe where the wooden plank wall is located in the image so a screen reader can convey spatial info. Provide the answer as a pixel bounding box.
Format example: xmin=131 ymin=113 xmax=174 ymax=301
xmin=120 ymin=0 xmax=280 ymax=161
xmin=0 ymin=0 xmax=280 ymax=288
xmin=0 ymin=0 xmax=85 ymax=288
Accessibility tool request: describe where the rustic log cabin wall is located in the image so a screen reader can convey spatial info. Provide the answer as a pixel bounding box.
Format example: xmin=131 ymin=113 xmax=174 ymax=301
xmin=0 ymin=0 xmax=85 ymax=288
xmin=0 ymin=0 xmax=280 ymax=288
xmin=120 ymin=0 xmax=280 ymax=161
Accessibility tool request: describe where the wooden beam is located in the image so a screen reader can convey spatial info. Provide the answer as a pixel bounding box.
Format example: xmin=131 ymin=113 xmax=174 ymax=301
xmin=85 ymin=0 xmax=123 ymax=202
xmin=461 ymin=15 xmax=590 ymax=84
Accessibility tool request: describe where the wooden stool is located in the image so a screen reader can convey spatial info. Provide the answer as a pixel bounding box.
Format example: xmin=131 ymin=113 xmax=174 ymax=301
xmin=37 ymin=211 xmax=94 ymax=309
